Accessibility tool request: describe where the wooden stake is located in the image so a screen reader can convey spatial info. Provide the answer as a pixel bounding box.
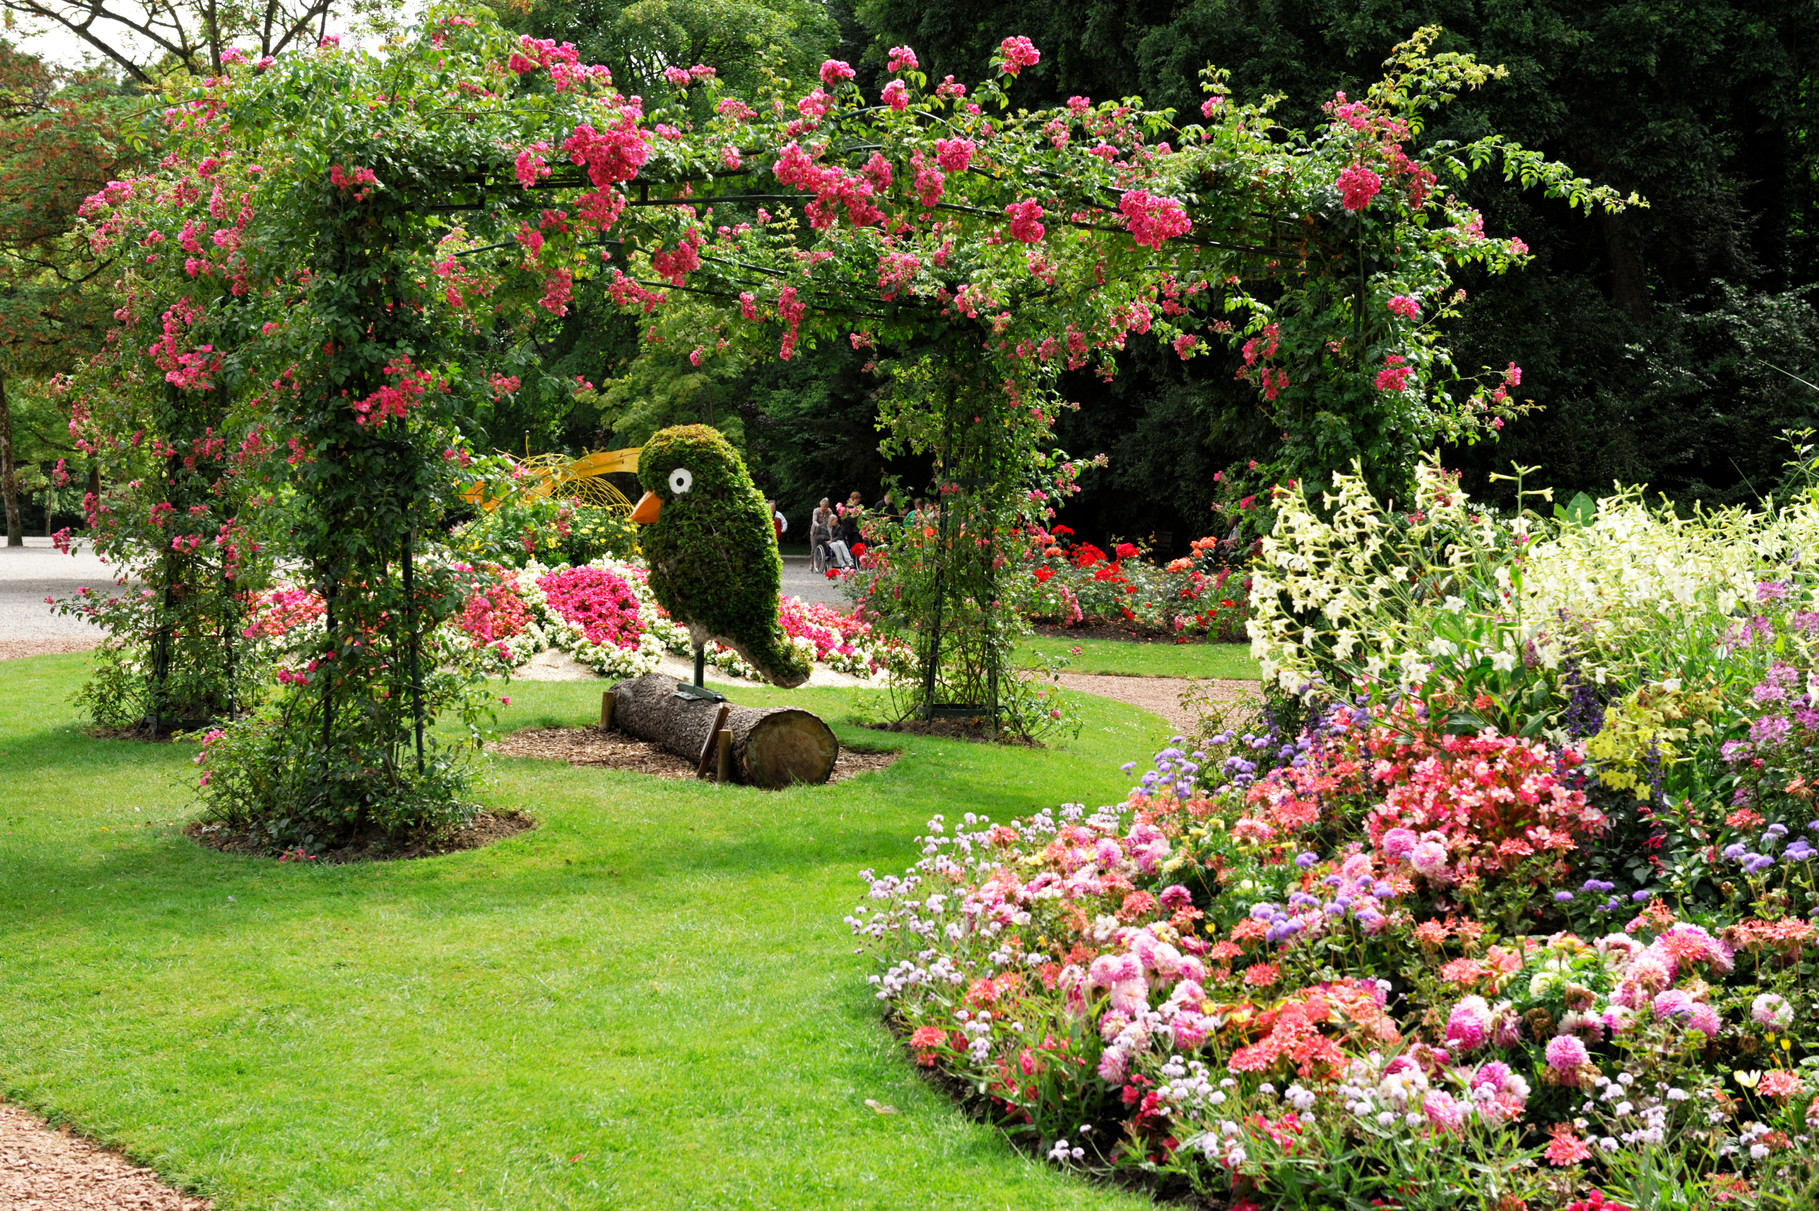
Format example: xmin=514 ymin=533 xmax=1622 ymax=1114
xmin=715 ymin=728 xmax=733 ymax=783
xmin=697 ymin=702 xmax=731 ymax=777
xmin=600 ymin=689 xmax=616 ymax=732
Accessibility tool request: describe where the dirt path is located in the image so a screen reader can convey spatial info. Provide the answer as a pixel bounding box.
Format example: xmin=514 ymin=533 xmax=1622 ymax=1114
xmin=1058 ymin=673 xmax=1259 ymax=735
xmin=0 ymin=1102 xmax=209 ymax=1210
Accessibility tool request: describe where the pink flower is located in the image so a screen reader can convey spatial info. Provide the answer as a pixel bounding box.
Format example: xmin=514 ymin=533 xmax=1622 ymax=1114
xmin=1422 ymin=1089 xmax=1467 ymax=1132
xmin=998 ymin=35 xmax=1040 ymax=76
xmin=1387 ymin=294 xmax=1420 ymax=320
xmin=1118 ymin=189 xmax=1191 ymax=249
xmin=1409 ymin=839 xmax=1448 ymax=876
xmin=934 ymin=137 xmax=975 ymax=174
xmin=1381 ymin=828 xmax=1417 ymax=859
xmin=1544 ymin=1034 xmax=1590 ymax=1071
xmin=882 ymin=79 xmax=909 ymax=111
xmin=663 ymin=65 xmax=691 ymax=87
xmin=1172 ymin=334 xmax=1199 ymax=359
xmin=1201 ymin=96 xmax=1223 ymax=119
xmin=887 ymin=45 xmax=918 ymax=72
xmin=1445 ymin=997 xmax=1490 ymax=1051
xmin=1374 ymin=354 xmax=1413 ymax=392
xmin=1004 ymin=198 xmax=1045 ymax=243
xmin=1336 ymin=163 xmax=1382 ymax=211
xmin=1544 ymin=1123 xmax=1592 ymax=1166
xmin=820 ymin=59 xmax=855 ymax=86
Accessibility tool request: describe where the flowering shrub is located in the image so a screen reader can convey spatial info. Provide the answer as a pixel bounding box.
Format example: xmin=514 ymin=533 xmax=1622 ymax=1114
xmin=855 ymin=705 xmax=1819 ymax=1208
xmin=1013 ymin=526 xmax=1251 ymax=639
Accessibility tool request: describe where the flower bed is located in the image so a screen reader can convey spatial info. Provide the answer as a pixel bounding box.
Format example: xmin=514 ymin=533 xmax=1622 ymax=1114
xmin=1013 ymin=527 xmax=1251 ymax=640
xmin=458 ymin=557 xmax=904 ymax=681
xmin=854 ymin=460 xmax=1819 ymax=1209
xmin=242 ymin=556 xmax=901 ymax=684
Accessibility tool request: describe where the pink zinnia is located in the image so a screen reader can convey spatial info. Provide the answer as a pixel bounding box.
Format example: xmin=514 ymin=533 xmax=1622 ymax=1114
xmin=1545 ymin=1034 xmax=1590 ymax=1071
xmin=1422 ymin=1089 xmax=1467 ymax=1132
xmin=1445 ymin=999 xmax=1489 ymax=1051
xmin=1409 ymin=839 xmax=1448 ymax=876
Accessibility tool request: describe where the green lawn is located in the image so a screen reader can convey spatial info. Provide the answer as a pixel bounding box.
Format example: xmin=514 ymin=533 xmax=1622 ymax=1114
xmin=0 ymin=654 xmax=1171 ymax=1211
xmin=1016 ymin=634 xmax=1260 ymax=680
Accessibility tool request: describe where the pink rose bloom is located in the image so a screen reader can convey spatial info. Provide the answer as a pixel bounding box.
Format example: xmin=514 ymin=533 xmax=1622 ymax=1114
xmin=998 ymin=35 xmax=1040 ymax=76
xmin=819 ymin=59 xmax=855 ymax=86
xmin=1337 ymin=162 xmax=1382 ymax=211
xmin=881 ymin=79 xmax=909 ymax=111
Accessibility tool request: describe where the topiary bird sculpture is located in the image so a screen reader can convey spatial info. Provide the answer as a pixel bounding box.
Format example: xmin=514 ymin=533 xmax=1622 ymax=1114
xmin=628 ymin=424 xmax=811 ymax=688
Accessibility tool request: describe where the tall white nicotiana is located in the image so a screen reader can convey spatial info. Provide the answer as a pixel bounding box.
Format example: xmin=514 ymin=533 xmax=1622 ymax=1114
xmin=1249 ymin=455 xmax=1819 ymax=695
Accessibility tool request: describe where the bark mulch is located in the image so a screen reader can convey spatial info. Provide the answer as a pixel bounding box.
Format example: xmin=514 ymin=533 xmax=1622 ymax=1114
xmin=186 ymin=809 xmax=538 ymax=863
xmin=491 ymin=726 xmax=901 ymax=784
xmin=0 ymin=1101 xmax=209 ymax=1211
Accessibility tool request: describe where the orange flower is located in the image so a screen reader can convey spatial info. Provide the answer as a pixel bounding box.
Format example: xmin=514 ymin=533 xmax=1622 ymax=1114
xmin=1243 ymin=963 xmax=1280 ymax=987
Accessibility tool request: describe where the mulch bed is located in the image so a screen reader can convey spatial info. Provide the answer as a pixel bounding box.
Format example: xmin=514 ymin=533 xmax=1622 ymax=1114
xmin=490 ymin=726 xmax=902 ymax=784
xmin=0 ymin=1101 xmax=210 ymax=1210
xmin=862 ymin=718 xmax=1040 ymax=746
xmin=186 ymin=809 xmax=537 ymax=863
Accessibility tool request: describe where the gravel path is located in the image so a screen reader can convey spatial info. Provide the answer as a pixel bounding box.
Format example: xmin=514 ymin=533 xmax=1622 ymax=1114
xmin=1059 ymin=672 xmax=1259 ymax=735
xmin=0 ymin=539 xmax=110 ymax=661
xmin=0 ymin=1102 xmax=208 ymax=1210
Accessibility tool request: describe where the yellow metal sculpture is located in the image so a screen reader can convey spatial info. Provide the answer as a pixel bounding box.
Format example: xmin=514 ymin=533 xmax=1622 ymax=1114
xmin=465 ymin=446 xmax=643 ymax=512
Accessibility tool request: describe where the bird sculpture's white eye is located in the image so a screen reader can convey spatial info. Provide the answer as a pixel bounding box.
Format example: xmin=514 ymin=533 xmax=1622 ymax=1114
xmin=668 ymin=467 xmax=693 ymax=495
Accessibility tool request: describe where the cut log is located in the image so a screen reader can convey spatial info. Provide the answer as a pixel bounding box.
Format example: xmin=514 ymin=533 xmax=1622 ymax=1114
xmin=610 ymin=673 xmax=839 ymax=787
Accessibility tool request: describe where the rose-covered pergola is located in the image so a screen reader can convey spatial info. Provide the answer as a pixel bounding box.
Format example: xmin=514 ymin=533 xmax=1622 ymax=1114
xmin=69 ymin=7 xmax=1624 ymax=836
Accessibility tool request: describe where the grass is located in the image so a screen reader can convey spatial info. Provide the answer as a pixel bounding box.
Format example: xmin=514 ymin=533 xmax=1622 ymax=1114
xmin=0 ymin=653 xmax=1177 ymax=1211
xmin=1016 ymin=634 xmax=1261 ymax=680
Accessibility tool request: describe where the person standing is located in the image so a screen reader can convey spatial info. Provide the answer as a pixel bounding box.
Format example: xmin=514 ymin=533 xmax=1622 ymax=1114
xmin=769 ymin=500 xmax=787 ymax=545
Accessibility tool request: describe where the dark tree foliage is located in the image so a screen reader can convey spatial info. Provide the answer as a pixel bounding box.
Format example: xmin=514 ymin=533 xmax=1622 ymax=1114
xmin=851 ymin=0 xmax=1819 ymax=514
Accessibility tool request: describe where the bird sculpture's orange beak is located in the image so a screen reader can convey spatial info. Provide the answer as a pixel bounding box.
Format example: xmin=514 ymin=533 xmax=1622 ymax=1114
xmin=629 ymin=491 xmax=662 ymax=525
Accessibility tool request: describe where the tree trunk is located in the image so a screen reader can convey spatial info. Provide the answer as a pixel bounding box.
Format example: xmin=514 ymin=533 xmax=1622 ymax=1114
xmin=0 ymin=370 xmax=21 ymax=546
xmin=610 ymin=673 xmax=839 ymax=787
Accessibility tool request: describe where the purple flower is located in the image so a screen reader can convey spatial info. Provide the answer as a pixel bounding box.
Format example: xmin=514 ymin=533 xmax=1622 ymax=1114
xmin=1754 ymin=683 xmax=1788 ymax=705
xmin=1782 ymin=840 xmax=1814 ymax=861
xmin=1554 ymin=891 xmax=1574 ymax=903
xmin=1746 ymin=854 xmax=1776 ymax=873
xmin=1632 ymin=889 xmax=1652 ymax=902
xmin=1295 ymin=851 xmax=1318 ymax=868
xmin=1751 ymin=715 xmax=1792 ymax=746
xmin=1722 ymin=740 xmax=1754 ymax=764
xmin=1798 ymin=708 xmax=1819 ymax=730
xmin=1796 ymin=611 xmax=1819 ymax=636
xmin=1758 ymin=580 xmax=1790 ymax=602
xmin=1722 ymin=842 xmax=1749 ymax=860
